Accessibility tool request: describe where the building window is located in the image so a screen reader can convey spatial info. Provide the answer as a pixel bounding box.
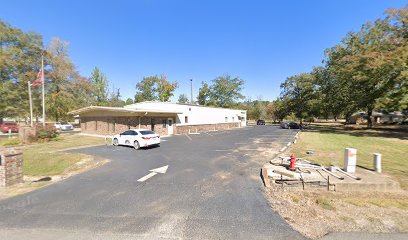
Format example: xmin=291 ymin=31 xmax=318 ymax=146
xmin=162 ymin=120 xmax=167 ymax=128
xmin=185 ymin=116 xmax=188 ymax=123
xmin=225 ymin=117 xmax=228 ymax=122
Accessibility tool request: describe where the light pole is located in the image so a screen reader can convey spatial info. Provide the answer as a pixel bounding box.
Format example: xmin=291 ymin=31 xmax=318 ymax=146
xmin=190 ymin=79 xmax=193 ymax=104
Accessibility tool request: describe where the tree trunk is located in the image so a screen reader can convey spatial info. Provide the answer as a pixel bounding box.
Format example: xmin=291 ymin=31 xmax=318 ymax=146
xmin=334 ymin=115 xmax=338 ymax=121
xmin=367 ymin=107 xmax=373 ymax=129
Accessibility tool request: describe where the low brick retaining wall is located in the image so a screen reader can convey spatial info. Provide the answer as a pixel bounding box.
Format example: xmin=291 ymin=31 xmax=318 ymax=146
xmin=175 ymin=123 xmax=240 ymax=134
xmin=0 ymin=147 xmax=24 ymax=187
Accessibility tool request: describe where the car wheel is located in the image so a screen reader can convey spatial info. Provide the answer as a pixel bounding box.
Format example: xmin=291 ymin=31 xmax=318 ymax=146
xmin=113 ymin=138 xmax=118 ymax=146
xmin=134 ymin=140 xmax=140 ymax=150
xmin=125 ymin=140 xmax=130 ymax=145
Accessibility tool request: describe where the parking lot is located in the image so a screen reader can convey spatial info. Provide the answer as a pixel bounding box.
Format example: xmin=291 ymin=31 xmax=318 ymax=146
xmin=0 ymin=126 xmax=303 ymax=240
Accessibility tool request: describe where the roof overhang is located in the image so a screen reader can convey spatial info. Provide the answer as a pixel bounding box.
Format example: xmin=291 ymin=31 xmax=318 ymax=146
xmin=68 ymin=106 xmax=182 ymax=117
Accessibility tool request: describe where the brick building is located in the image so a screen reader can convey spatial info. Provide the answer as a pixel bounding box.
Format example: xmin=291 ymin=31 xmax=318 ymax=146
xmin=69 ymin=101 xmax=247 ymax=136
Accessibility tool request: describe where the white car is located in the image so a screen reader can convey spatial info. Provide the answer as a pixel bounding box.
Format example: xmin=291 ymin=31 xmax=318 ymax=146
xmin=113 ymin=129 xmax=160 ymax=149
xmin=54 ymin=122 xmax=74 ymax=131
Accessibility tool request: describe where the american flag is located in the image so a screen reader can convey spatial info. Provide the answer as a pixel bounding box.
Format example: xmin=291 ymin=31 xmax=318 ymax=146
xmin=32 ymin=69 xmax=43 ymax=86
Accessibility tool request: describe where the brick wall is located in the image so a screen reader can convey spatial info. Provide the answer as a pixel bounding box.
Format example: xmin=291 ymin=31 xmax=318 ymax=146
xmin=80 ymin=116 xmax=173 ymax=136
xmin=175 ymin=122 xmax=240 ymax=134
xmin=0 ymin=147 xmax=24 ymax=187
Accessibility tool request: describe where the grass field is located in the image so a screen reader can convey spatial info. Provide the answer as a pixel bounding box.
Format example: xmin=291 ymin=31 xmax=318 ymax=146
xmin=0 ymin=135 xmax=105 ymax=176
xmin=291 ymin=125 xmax=408 ymax=190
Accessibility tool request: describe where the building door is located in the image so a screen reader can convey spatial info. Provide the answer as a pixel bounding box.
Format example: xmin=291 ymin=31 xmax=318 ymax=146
xmin=167 ymin=118 xmax=173 ymax=135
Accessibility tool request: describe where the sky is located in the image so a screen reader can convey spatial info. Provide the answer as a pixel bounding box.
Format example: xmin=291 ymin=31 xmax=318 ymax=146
xmin=1 ymin=0 xmax=406 ymax=102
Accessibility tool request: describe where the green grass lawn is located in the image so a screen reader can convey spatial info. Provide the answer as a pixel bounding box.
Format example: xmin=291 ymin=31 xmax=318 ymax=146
xmin=1 ymin=135 xmax=105 ymax=176
xmin=291 ymin=125 xmax=408 ymax=190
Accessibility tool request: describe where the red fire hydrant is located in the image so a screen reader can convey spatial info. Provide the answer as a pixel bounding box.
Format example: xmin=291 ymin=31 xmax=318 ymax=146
xmin=289 ymin=154 xmax=296 ymax=171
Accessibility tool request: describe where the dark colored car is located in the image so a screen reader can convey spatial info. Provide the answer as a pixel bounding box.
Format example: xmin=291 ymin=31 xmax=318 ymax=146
xmin=280 ymin=122 xmax=289 ymax=129
xmin=256 ymin=119 xmax=265 ymax=125
xmin=0 ymin=122 xmax=19 ymax=133
xmin=288 ymin=122 xmax=303 ymax=129
xmin=280 ymin=122 xmax=303 ymax=129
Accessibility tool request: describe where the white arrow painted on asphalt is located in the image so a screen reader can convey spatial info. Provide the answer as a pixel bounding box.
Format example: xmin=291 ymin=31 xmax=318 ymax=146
xmin=137 ymin=165 xmax=168 ymax=182
xmin=149 ymin=165 xmax=168 ymax=174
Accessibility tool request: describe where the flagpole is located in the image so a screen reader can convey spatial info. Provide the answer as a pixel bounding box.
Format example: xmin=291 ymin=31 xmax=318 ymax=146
xmin=41 ymin=55 xmax=45 ymax=127
xmin=28 ymin=81 xmax=33 ymax=127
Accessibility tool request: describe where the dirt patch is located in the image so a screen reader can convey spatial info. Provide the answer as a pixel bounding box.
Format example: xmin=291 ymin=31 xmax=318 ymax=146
xmin=266 ymin=187 xmax=408 ymax=239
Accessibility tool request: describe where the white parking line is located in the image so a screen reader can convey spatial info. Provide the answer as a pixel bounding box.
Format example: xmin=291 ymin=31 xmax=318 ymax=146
xmin=205 ymin=132 xmax=214 ymax=136
xmin=185 ymin=134 xmax=192 ymax=141
xmin=215 ymin=149 xmax=233 ymax=152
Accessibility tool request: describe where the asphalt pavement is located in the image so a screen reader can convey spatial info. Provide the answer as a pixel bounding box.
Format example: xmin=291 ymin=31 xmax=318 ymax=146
xmin=0 ymin=126 xmax=305 ymax=239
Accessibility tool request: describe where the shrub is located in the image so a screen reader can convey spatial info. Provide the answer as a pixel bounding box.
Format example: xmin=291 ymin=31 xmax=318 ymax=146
xmin=31 ymin=125 xmax=59 ymax=141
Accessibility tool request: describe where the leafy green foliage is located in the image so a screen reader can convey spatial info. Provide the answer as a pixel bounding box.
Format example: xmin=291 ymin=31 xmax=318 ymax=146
xmin=198 ymin=81 xmax=211 ymax=105
xmin=197 ymin=75 xmax=245 ymax=108
xmin=32 ymin=125 xmax=59 ymax=141
xmin=177 ymin=94 xmax=190 ymax=104
xmin=90 ymin=67 xmax=109 ymax=105
xmin=0 ymin=19 xmax=43 ymax=120
xmin=209 ymin=75 xmax=245 ymax=108
xmin=134 ymin=75 xmax=178 ymax=102
xmin=280 ymin=73 xmax=317 ymax=124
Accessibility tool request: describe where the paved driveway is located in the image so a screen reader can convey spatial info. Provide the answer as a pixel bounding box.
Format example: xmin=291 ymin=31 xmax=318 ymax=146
xmin=0 ymin=126 xmax=305 ymax=239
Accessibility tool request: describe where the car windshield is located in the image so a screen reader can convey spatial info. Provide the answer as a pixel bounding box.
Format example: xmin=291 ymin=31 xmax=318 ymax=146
xmin=140 ymin=130 xmax=155 ymax=135
xmin=61 ymin=122 xmax=68 ymax=125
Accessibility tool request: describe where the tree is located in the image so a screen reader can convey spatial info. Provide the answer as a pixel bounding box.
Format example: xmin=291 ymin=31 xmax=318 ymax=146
xmin=47 ymin=38 xmax=78 ymax=121
xmin=197 ymin=81 xmax=211 ymax=105
xmin=273 ymin=98 xmax=290 ymax=122
xmin=134 ymin=75 xmax=178 ymax=102
xmin=266 ymin=101 xmax=277 ymax=122
xmin=208 ymin=74 xmax=245 ymax=108
xmin=71 ymin=76 xmax=95 ymax=109
xmin=125 ymin=98 xmax=134 ymax=105
xmin=178 ymin=94 xmax=189 ymax=104
xmin=156 ymin=75 xmax=178 ymax=102
xmin=90 ymin=67 xmax=108 ymax=105
xmin=107 ymin=88 xmax=125 ymax=107
xmin=312 ymin=66 xmax=357 ymax=121
xmin=0 ymin=19 xmax=44 ymax=121
xmin=324 ymin=7 xmax=408 ymax=127
xmin=280 ymin=73 xmax=317 ymax=124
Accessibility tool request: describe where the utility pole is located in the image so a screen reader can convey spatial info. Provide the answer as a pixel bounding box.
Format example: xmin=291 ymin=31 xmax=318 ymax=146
xmin=190 ymin=79 xmax=193 ymax=104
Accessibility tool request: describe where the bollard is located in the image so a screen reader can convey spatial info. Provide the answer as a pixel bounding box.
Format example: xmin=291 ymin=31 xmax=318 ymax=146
xmin=373 ymin=153 xmax=382 ymax=173
xmin=344 ymin=148 xmax=357 ymax=173
xmin=8 ymin=129 xmax=11 ymax=138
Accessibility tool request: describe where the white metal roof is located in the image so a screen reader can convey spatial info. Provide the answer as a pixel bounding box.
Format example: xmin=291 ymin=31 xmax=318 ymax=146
xmin=68 ymin=106 xmax=182 ymax=115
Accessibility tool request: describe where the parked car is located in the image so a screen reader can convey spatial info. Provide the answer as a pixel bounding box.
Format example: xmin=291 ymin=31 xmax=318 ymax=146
xmin=280 ymin=122 xmax=289 ymax=129
xmin=54 ymin=122 xmax=74 ymax=131
xmin=280 ymin=122 xmax=303 ymax=129
xmin=256 ymin=119 xmax=265 ymax=125
xmin=0 ymin=122 xmax=19 ymax=133
xmin=113 ymin=129 xmax=160 ymax=149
